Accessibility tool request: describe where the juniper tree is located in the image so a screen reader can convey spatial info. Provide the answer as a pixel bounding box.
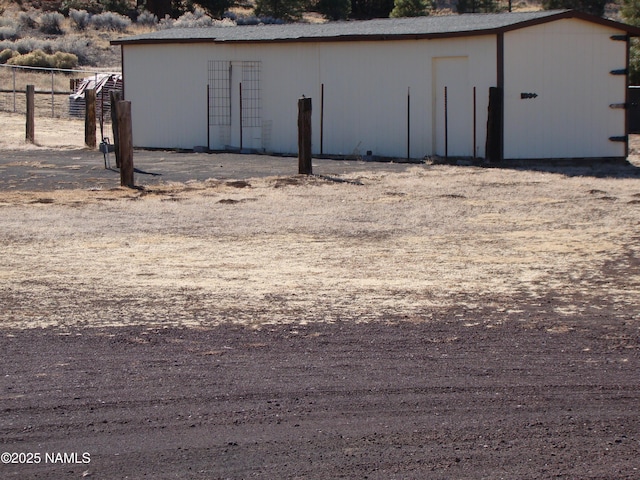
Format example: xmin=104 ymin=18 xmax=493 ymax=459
xmin=390 ymin=0 xmax=427 ymax=17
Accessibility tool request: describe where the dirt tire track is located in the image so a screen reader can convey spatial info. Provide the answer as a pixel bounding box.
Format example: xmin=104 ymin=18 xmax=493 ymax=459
xmin=1 ymin=319 xmax=639 ymax=479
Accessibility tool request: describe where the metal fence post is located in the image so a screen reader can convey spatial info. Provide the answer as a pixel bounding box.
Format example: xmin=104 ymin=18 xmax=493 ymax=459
xmin=51 ymin=70 xmax=54 ymax=117
xmin=12 ymin=67 xmax=16 ymax=112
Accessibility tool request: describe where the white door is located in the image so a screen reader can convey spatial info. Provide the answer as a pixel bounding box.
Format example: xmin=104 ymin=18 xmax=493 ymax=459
xmin=432 ymin=57 xmax=473 ymax=157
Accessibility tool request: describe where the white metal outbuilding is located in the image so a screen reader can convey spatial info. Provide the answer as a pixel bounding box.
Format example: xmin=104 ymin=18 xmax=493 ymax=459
xmin=112 ymin=10 xmax=640 ymax=161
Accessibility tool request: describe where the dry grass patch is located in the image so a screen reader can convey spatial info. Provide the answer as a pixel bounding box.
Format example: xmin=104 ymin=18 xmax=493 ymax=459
xmin=0 ymin=162 xmax=639 ymax=330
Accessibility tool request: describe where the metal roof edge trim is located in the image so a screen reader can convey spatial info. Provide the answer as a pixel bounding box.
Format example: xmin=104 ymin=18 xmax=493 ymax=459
xmin=217 ymin=29 xmax=505 ymax=44
xmin=110 ymin=29 xmax=504 ymax=46
xmin=498 ymin=10 xmax=640 ymax=36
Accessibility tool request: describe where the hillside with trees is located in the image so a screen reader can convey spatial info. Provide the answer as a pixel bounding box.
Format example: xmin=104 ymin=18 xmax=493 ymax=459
xmin=0 ymin=0 xmax=634 ymax=74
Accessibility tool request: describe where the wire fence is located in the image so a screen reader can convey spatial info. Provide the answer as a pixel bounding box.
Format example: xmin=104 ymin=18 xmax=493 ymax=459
xmin=0 ymin=64 xmax=122 ymax=137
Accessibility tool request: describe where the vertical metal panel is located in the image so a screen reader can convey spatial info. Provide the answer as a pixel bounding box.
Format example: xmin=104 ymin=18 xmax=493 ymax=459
xmin=503 ymin=18 xmax=626 ymax=159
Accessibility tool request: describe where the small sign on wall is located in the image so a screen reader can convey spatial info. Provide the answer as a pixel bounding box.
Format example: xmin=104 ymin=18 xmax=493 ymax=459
xmin=520 ymin=92 xmax=538 ymax=99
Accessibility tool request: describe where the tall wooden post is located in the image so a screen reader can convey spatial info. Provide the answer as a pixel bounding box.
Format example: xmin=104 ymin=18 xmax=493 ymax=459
xmin=115 ymin=100 xmax=134 ymax=188
xmin=110 ymin=90 xmax=122 ymax=167
xmin=84 ymin=88 xmax=96 ymax=149
xmin=485 ymin=87 xmax=503 ymax=163
xmin=298 ymin=96 xmax=312 ymax=175
xmin=25 ymin=85 xmax=34 ymax=143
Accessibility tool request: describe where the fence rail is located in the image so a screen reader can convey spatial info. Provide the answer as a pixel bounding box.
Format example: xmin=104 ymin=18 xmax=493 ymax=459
xmin=0 ymin=64 xmax=122 ymax=134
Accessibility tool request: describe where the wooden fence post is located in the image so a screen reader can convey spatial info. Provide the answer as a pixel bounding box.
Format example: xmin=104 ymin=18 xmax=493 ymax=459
xmin=25 ymin=85 xmax=34 ymax=143
xmin=85 ymin=88 xmax=96 ymax=149
xmin=110 ymin=90 xmax=122 ymax=168
xmin=298 ymin=96 xmax=312 ymax=175
xmin=115 ymin=100 xmax=134 ymax=188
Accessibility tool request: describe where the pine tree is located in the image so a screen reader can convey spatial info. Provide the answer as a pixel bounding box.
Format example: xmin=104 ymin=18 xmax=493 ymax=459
xmin=255 ymin=0 xmax=308 ymax=20
xmin=317 ymin=0 xmax=352 ymax=20
xmin=390 ymin=0 xmax=427 ymax=17
xmin=195 ymin=0 xmax=233 ymax=18
xmin=542 ymin=0 xmax=606 ymax=17
xmin=350 ymin=0 xmax=395 ymax=19
xmin=456 ymin=0 xmax=499 ymax=14
xmin=140 ymin=0 xmax=173 ymax=19
xmin=622 ymin=0 xmax=640 ymax=84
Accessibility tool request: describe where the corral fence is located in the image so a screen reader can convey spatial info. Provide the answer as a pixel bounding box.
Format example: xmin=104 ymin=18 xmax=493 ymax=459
xmin=0 ymin=64 xmax=122 ymax=138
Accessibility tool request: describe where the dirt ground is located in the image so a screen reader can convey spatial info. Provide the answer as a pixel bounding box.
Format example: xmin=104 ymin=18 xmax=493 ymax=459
xmin=0 ymin=113 xmax=639 ymax=479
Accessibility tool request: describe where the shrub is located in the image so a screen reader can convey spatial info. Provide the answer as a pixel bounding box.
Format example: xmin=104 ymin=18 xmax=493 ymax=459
xmin=55 ymin=36 xmax=94 ymax=65
xmin=0 ymin=37 xmax=95 ymax=66
xmin=159 ymin=8 xmax=214 ymax=29
xmin=136 ymin=10 xmax=158 ymax=27
xmin=224 ymin=12 xmax=283 ymax=25
xmin=18 ymin=11 xmax=38 ymax=29
xmin=52 ymin=51 xmax=79 ymax=69
xmin=11 ymin=38 xmax=49 ymax=54
xmin=0 ymin=17 xmax=18 ymax=28
xmin=7 ymin=49 xmax=51 ymax=67
xmin=39 ymin=12 xmax=65 ymax=35
xmin=59 ymin=0 xmax=102 ymax=15
xmin=69 ymin=9 xmax=91 ymax=31
xmin=90 ymin=11 xmax=132 ymax=31
xmin=100 ymin=0 xmax=134 ymax=16
xmin=0 ymin=25 xmax=20 ymax=41
xmin=7 ymin=49 xmax=78 ymax=69
xmin=0 ymin=48 xmax=18 ymax=64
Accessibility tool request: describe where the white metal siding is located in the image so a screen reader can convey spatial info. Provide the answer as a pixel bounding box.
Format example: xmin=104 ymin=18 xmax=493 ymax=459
xmin=122 ymin=36 xmax=496 ymax=157
xmin=503 ymin=19 xmax=627 ymax=159
xmin=432 ymin=56 xmax=474 ymax=157
xmin=123 ymin=44 xmax=210 ymax=150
